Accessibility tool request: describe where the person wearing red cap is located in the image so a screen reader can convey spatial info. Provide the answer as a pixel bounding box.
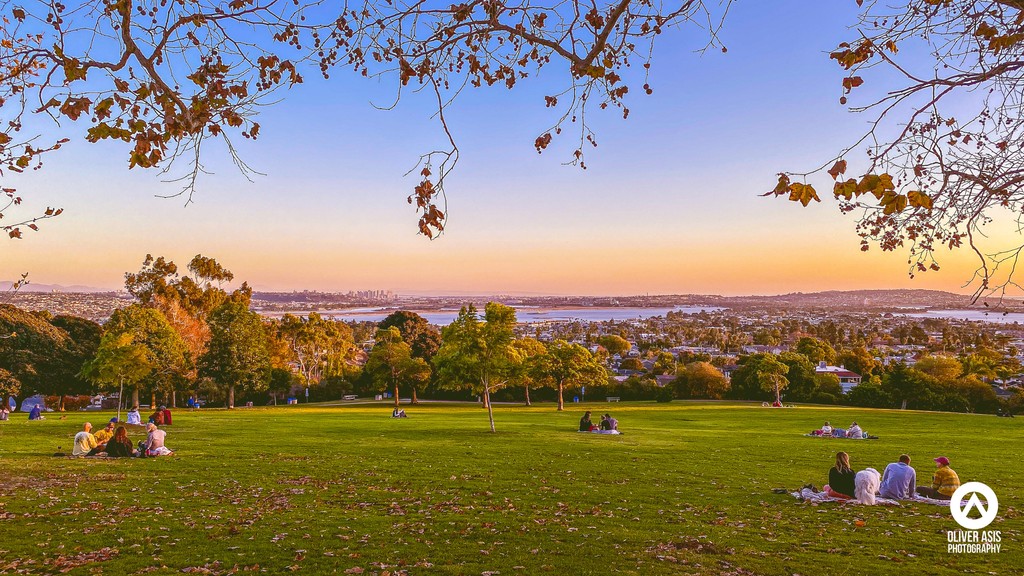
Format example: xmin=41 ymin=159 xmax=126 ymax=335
xmin=916 ymin=456 xmax=960 ymax=500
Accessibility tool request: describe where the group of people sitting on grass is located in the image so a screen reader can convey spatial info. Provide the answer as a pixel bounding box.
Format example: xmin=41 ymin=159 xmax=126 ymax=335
xmin=71 ymin=417 xmax=173 ymax=458
xmin=121 ymin=405 xmax=173 ymax=426
xmin=578 ymin=411 xmax=619 ymax=433
xmin=810 ymin=421 xmax=870 ymax=439
xmin=822 ymin=451 xmax=959 ymax=504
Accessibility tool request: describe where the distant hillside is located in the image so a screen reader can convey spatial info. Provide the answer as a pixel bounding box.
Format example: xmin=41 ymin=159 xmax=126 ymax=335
xmin=0 ymin=281 xmax=112 ymax=293
xmin=716 ymin=289 xmax=999 ymax=309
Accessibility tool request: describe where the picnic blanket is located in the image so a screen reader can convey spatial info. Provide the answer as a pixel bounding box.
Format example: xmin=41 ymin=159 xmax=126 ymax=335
xmin=788 ymin=487 xmax=958 ymax=506
xmin=578 ymin=429 xmax=621 ymax=435
xmin=803 ymin=433 xmax=880 ymax=440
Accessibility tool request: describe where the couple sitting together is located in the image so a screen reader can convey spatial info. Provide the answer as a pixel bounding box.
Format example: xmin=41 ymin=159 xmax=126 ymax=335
xmin=578 ymin=411 xmax=620 ymax=434
xmin=823 ymin=451 xmax=959 ymax=504
xmin=811 ymin=421 xmax=869 ymax=439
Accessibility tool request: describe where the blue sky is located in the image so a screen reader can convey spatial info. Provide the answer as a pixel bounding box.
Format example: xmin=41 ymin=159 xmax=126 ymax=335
xmin=1 ymin=1 xmax=998 ymax=295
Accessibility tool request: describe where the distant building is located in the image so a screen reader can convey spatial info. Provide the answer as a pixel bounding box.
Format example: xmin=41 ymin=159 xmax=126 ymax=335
xmin=814 ymin=361 xmax=862 ymax=393
xmin=654 ymin=375 xmax=675 ymax=388
xmin=720 ymin=364 xmax=739 ymax=380
xmin=741 ymin=344 xmax=787 ymax=355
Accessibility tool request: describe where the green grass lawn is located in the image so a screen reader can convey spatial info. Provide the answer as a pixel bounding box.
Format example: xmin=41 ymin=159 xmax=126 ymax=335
xmin=0 ymin=401 xmax=1021 ymax=575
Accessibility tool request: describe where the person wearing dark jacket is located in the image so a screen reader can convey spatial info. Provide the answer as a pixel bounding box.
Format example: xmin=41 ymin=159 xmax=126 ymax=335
xmin=825 ymin=451 xmax=856 ymax=499
xmin=104 ymin=426 xmax=136 ymax=458
xmin=579 ymin=411 xmax=593 ymax=431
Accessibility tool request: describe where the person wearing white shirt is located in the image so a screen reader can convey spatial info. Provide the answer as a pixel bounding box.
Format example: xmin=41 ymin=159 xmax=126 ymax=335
xmin=126 ymin=406 xmax=142 ymax=426
xmin=72 ymin=422 xmax=99 ymax=456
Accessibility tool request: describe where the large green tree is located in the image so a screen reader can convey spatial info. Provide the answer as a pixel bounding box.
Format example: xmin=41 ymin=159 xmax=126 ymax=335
xmin=200 ymin=302 xmax=271 ymax=408
xmin=80 ymin=332 xmax=154 ymax=420
xmin=365 ymin=327 xmax=431 ymax=407
xmin=104 ymin=304 xmax=189 ymax=408
xmin=510 ymin=337 xmax=548 ymax=406
xmin=795 ymin=337 xmax=837 ymax=365
xmin=434 ymin=303 xmax=519 ymax=432
xmin=776 ymin=352 xmax=817 ymax=402
xmin=0 ymin=305 xmax=102 ymax=408
xmin=673 ymin=361 xmax=730 ymax=400
xmin=378 ymin=311 xmax=442 ymax=362
xmin=881 ymin=363 xmax=929 ymax=410
xmin=48 ymin=315 xmax=102 ymax=407
xmin=729 ymin=353 xmax=790 ymax=404
xmin=277 ymin=313 xmax=357 ymax=388
xmin=596 ymin=335 xmax=631 ymax=358
xmin=0 ymin=368 xmax=21 ymax=409
xmin=539 ymin=340 xmax=608 ymax=411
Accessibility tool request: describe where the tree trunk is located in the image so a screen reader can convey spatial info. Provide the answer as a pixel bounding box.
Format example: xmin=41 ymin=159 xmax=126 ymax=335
xmin=481 ymin=392 xmax=490 ymax=409
xmin=394 ymin=383 xmax=401 ymax=408
xmin=901 ymin=399 xmax=908 ymax=410
xmin=557 ymin=382 xmax=564 ymax=411
xmin=172 ymin=390 xmax=176 ymax=408
xmin=411 ymin=388 xmax=419 ymax=404
xmin=131 ymin=388 xmax=140 ymax=409
xmin=228 ymin=385 xmax=235 ymax=409
xmin=59 ymin=395 xmax=65 ymax=412
xmin=775 ymin=386 xmax=782 ymax=405
xmin=524 ymin=386 xmax=531 ymax=406
xmin=151 ymin=391 xmax=156 ymax=409
xmin=484 ymin=387 xmax=495 ymax=433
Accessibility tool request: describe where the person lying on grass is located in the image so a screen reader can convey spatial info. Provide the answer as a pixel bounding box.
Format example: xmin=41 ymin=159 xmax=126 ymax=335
xmin=823 ymin=451 xmax=856 ymax=499
xmin=846 ymin=422 xmax=864 ymax=439
xmin=916 ymin=456 xmax=959 ymax=500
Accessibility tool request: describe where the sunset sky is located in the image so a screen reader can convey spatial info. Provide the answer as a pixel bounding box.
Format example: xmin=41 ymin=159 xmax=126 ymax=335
xmin=1 ymin=2 xmax=1011 ymax=296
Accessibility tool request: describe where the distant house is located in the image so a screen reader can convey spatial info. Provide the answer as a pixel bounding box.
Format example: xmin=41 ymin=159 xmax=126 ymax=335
xmin=741 ymin=344 xmax=787 ymax=355
xmin=814 ymin=361 xmax=862 ymax=393
xmin=992 ymin=384 xmax=1014 ymax=400
xmin=654 ymin=375 xmax=676 ymax=388
xmin=720 ymin=364 xmax=739 ymax=381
